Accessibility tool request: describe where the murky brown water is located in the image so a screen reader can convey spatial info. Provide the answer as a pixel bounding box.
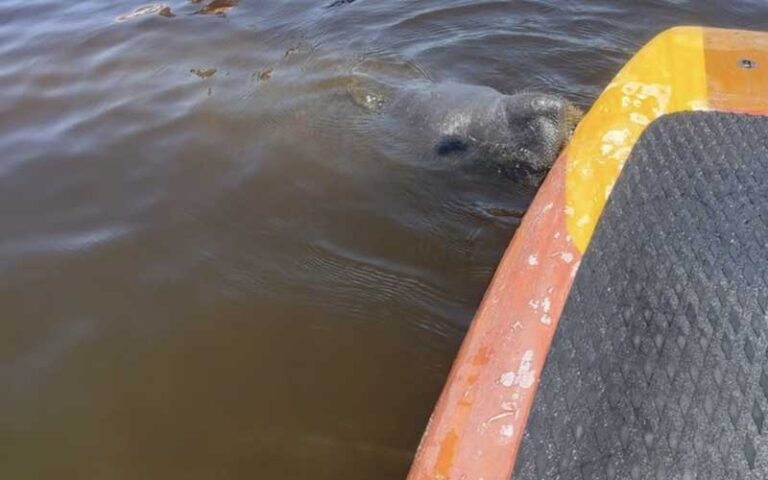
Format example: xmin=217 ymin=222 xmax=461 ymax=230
xmin=2 ymin=1 xmax=767 ymax=478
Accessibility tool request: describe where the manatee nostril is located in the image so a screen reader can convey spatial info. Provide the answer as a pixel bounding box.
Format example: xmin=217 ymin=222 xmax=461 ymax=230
xmin=531 ymin=95 xmax=566 ymax=114
xmin=532 ymin=97 xmax=581 ymax=136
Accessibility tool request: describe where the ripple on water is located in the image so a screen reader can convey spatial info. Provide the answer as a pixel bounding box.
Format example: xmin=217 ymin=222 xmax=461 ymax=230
xmin=0 ymin=224 xmax=134 ymax=258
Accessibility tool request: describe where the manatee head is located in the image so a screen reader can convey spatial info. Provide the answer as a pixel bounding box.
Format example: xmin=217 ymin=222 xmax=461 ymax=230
xmin=435 ymin=92 xmax=581 ymax=181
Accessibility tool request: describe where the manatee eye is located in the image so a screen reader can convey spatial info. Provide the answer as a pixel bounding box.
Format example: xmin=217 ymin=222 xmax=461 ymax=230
xmin=435 ymin=135 xmax=469 ymax=156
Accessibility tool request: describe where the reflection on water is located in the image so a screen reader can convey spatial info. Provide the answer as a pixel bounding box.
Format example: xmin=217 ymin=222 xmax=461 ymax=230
xmin=1 ymin=0 xmax=766 ymax=478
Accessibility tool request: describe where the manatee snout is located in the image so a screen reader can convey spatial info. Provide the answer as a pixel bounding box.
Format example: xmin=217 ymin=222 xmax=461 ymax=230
xmin=501 ymin=93 xmax=581 ymax=172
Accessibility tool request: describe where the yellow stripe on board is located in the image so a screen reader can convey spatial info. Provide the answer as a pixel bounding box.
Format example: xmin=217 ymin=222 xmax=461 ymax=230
xmin=565 ymin=26 xmax=709 ymax=253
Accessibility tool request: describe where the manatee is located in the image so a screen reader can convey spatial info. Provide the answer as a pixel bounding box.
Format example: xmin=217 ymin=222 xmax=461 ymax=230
xmin=349 ymin=78 xmax=581 ymax=183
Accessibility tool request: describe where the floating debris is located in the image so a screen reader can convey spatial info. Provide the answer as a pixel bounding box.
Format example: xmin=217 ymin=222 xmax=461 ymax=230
xmin=190 ymin=68 xmax=217 ymax=79
xmin=255 ymin=67 xmax=273 ymax=82
xmin=116 ymin=4 xmax=175 ymax=22
xmin=283 ymin=42 xmax=313 ymax=60
xmin=326 ymin=0 xmax=356 ymax=7
xmin=195 ymin=0 xmax=239 ymax=15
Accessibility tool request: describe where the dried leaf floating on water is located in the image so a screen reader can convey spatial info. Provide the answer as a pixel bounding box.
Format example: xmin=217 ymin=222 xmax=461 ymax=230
xmin=190 ymin=68 xmax=217 ymax=79
xmin=115 ymin=4 xmax=175 ymax=22
xmin=257 ymin=67 xmax=273 ymax=82
xmin=195 ymin=0 xmax=239 ymax=15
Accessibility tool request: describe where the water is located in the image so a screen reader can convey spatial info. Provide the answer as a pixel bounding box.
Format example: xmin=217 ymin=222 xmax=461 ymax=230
xmin=1 ymin=1 xmax=766 ymax=478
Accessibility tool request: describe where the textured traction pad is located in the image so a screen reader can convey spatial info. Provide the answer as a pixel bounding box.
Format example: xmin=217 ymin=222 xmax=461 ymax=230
xmin=514 ymin=112 xmax=768 ymax=480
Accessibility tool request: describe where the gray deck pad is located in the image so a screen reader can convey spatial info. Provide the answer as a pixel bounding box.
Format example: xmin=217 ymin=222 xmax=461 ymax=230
xmin=514 ymin=112 xmax=768 ymax=479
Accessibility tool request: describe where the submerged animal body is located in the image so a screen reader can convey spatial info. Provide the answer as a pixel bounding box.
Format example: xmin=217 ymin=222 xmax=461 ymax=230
xmin=353 ymin=80 xmax=580 ymax=183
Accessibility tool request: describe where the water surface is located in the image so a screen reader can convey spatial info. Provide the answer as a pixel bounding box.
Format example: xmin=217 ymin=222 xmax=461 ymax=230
xmin=2 ymin=1 xmax=767 ymax=478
